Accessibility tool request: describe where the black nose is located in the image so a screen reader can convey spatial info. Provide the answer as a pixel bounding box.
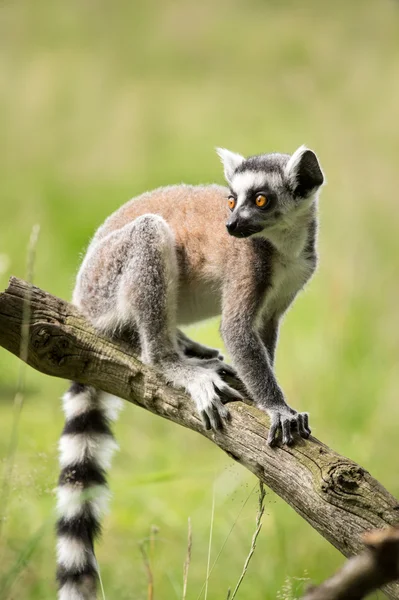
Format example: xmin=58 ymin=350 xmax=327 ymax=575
xmin=226 ymin=220 xmax=238 ymax=234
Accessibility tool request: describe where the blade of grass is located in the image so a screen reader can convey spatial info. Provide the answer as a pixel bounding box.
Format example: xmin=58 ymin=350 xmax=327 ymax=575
xmin=196 ymin=482 xmax=257 ymax=600
xmin=166 ymin=571 xmax=181 ymax=599
xmin=204 ymin=485 xmax=215 ymax=600
xmin=96 ymin=560 xmax=107 ymax=600
xmin=0 ymin=224 xmax=40 ymax=540
xmin=209 ymin=482 xmax=257 ymax=574
xmin=228 ymin=482 xmax=266 ymax=600
xmin=0 ymin=522 xmax=47 ymax=598
xmin=182 ymin=517 xmax=192 ymax=600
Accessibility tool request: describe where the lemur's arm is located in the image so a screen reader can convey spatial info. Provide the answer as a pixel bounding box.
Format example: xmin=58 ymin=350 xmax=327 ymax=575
xmin=258 ymin=317 xmax=279 ymax=367
xmin=259 ymin=291 xmax=299 ymax=366
xmin=220 ymin=278 xmax=310 ymax=446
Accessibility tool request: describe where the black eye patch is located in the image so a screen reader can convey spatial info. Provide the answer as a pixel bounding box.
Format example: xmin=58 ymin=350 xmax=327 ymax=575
xmin=247 ymin=188 xmax=277 ymax=209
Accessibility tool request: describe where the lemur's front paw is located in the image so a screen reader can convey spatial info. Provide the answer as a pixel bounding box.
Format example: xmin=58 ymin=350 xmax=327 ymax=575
xmin=187 ymin=370 xmax=243 ymax=431
xmin=265 ymin=406 xmax=311 ymax=447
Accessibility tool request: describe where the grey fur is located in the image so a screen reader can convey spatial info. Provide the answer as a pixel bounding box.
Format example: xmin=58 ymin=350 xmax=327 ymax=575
xmin=74 ymin=213 xmax=242 ymax=429
xmin=73 ymin=146 xmax=324 ymax=442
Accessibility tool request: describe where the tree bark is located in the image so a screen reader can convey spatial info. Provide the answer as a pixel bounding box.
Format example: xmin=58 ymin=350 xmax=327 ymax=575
xmin=0 ymin=277 xmax=398 ymax=598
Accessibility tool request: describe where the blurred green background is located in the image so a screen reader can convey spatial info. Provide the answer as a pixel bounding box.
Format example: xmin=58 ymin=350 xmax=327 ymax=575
xmin=1 ymin=0 xmax=399 ymax=598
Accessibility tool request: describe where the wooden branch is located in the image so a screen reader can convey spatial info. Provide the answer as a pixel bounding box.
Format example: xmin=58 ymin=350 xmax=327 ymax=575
xmin=301 ymin=527 xmax=399 ymax=600
xmin=1 ymin=277 xmax=399 ymax=598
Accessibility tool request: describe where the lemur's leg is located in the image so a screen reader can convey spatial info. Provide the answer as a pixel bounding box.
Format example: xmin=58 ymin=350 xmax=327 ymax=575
xmin=115 ymin=215 xmax=242 ymax=429
xmin=177 ymin=329 xmax=223 ymax=360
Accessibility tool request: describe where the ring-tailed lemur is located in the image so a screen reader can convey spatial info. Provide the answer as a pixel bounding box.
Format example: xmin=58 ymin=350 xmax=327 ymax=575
xmin=56 ymin=145 xmax=324 ymax=599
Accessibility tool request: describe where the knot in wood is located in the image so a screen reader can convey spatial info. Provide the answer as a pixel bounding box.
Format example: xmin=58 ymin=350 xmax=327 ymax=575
xmin=32 ymin=326 xmax=51 ymax=348
xmin=323 ymin=461 xmax=365 ymax=495
xmin=32 ymin=324 xmax=71 ymax=366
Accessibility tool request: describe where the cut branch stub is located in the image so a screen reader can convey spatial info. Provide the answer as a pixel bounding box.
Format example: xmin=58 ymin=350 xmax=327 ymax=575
xmin=301 ymin=527 xmax=399 ymax=600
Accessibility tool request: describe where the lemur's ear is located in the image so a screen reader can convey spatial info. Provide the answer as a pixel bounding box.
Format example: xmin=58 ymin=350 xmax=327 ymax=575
xmin=216 ymin=148 xmax=245 ymax=184
xmin=285 ymin=145 xmax=324 ymax=198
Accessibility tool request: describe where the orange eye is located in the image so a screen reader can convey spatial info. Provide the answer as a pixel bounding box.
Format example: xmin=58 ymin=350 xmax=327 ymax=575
xmin=228 ymin=197 xmax=236 ymax=210
xmin=256 ymin=194 xmax=268 ymax=208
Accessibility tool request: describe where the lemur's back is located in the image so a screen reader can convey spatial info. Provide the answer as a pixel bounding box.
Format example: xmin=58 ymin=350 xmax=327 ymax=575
xmin=95 ymin=184 xmax=233 ymax=279
xmin=79 ymin=184 xmax=253 ymax=324
xmin=75 ymin=184 xmax=249 ymax=325
xmin=97 ymin=184 xmax=228 ymax=237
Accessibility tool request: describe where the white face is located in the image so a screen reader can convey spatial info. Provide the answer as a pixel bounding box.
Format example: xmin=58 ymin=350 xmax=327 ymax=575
xmin=230 ymin=170 xmax=284 ymax=213
xmin=227 ymin=169 xmax=291 ymax=238
xmin=217 ymin=146 xmax=324 ymax=239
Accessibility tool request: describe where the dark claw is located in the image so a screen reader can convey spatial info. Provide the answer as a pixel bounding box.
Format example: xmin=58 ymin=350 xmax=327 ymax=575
xmin=290 ymin=416 xmax=300 ymax=434
xmin=267 ymin=414 xmax=280 ymax=447
xmin=201 ymin=410 xmax=211 ymax=430
xmin=215 ymin=398 xmax=230 ymax=419
xmin=298 ymin=413 xmax=306 ymax=437
xmin=209 ymin=406 xmax=223 ymax=431
xmin=215 ymin=363 xmax=237 ymax=379
xmin=298 ymin=412 xmax=311 ymax=438
xmin=303 ymin=413 xmax=311 ymax=436
xmin=223 ymin=408 xmax=232 ymax=422
xmin=215 ymin=383 xmax=242 ymax=404
xmin=282 ymin=419 xmax=293 ymax=446
xmin=267 ymin=429 xmax=278 ymax=447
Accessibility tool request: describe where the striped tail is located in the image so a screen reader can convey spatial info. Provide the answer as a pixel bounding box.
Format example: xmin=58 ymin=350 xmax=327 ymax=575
xmin=56 ymin=382 xmax=122 ymax=600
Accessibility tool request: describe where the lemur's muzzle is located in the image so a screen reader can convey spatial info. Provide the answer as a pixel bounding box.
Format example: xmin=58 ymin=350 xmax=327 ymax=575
xmin=226 ymin=218 xmax=239 ymax=235
xmin=226 ymin=217 xmax=263 ymax=238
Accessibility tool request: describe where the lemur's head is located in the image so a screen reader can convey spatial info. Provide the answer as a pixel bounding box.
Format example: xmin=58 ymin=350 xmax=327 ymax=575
xmin=216 ymin=146 xmax=324 ymax=238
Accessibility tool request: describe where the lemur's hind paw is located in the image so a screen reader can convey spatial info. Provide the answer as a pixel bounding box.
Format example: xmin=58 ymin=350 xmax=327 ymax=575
xmin=177 ymin=334 xmax=223 ymax=361
xmin=186 ymin=357 xmax=240 ymax=397
xmin=187 ymin=370 xmax=243 ymax=431
xmin=187 ymin=357 xmax=236 ymax=377
xmin=265 ymin=407 xmax=311 ymax=447
xmin=187 ymin=346 xmax=223 ymax=360
xmin=205 ymin=348 xmax=224 ymax=361
xmin=213 ymin=360 xmax=237 ymax=379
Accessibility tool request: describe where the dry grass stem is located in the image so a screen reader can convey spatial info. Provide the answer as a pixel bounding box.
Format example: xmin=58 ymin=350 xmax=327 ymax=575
xmin=182 ymin=517 xmax=192 ymax=600
xmin=140 ymin=539 xmax=154 ymax=600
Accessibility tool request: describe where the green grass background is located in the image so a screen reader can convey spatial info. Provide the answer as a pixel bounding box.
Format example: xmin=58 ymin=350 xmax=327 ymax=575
xmin=1 ymin=0 xmax=399 ymax=598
